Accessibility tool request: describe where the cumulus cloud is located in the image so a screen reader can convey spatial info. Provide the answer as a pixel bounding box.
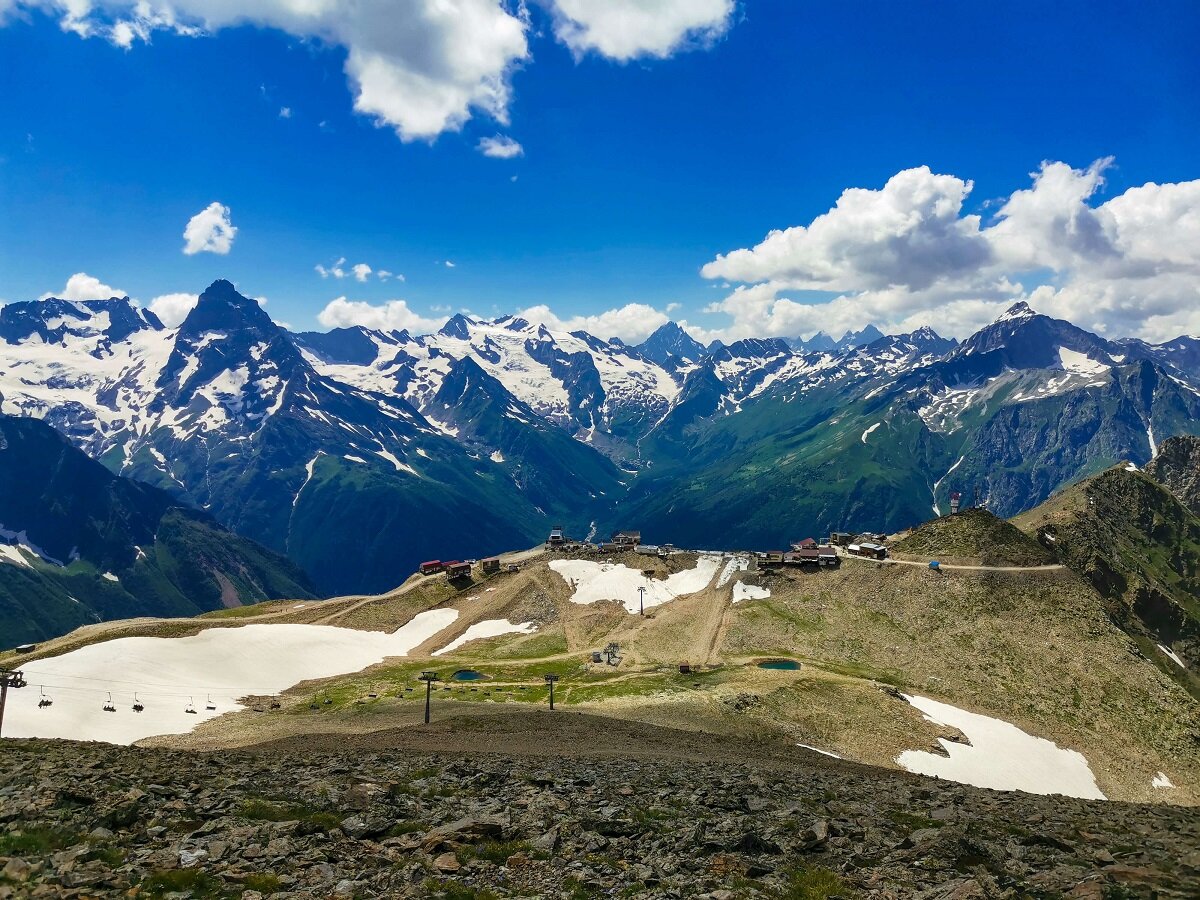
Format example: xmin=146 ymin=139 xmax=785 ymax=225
xmin=476 ymin=134 xmax=523 ymax=159
xmin=39 ymin=272 xmax=125 ymax=301
xmin=182 ymin=201 xmax=236 ymax=255
xmin=8 ymin=1 xmax=741 ymax=141
xmin=352 ymin=263 xmax=372 ymax=282
xmin=549 ymin=0 xmax=734 ymax=61
xmin=702 ymin=160 xmax=1200 ymax=342
xmin=10 ymin=1 xmax=528 ymax=142
xmin=148 ymin=292 xmax=199 ymax=327
xmin=518 ymin=302 xmax=670 ymax=344
xmin=317 ymin=296 xmax=445 ymax=334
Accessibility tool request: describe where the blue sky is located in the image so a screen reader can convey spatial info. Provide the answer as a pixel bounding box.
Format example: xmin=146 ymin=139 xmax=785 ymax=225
xmin=2 ymin=1 xmax=1199 ymax=341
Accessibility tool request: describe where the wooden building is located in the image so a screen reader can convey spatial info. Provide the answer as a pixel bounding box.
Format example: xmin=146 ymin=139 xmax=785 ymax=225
xmin=419 ymin=560 xmax=444 ymax=575
xmin=444 ymin=560 xmax=472 ymax=578
xmin=480 ymin=557 xmax=501 ymax=574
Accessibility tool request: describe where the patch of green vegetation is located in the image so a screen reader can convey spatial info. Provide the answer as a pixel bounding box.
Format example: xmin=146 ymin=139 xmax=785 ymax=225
xmin=242 ymin=873 xmax=282 ymax=894
xmin=137 ymin=869 xmax=228 ymax=898
xmin=0 ymin=826 xmax=80 ymax=854
xmin=240 ymin=799 xmax=340 ymax=832
xmin=487 ymin=628 xmax=570 ymax=659
xmin=774 ymin=865 xmax=857 ymax=899
xmin=420 ymin=879 xmax=500 ymax=900
xmin=457 ymin=838 xmax=532 ymax=865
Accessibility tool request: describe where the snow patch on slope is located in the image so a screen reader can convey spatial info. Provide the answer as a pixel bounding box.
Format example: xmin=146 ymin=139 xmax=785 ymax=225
xmin=4 ymin=608 xmax=460 ymax=745
xmin=549 ymin=557 xmax=721 ymax=614
xmin=896 ymin=694 xmax=1105 ymax=800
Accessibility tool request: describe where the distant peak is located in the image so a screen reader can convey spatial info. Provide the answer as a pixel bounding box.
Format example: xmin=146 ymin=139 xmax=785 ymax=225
xmin=996 ymin=301 xmax=1037 ymax=323
xmin=438 ymin=313 xmax=474 ymax=340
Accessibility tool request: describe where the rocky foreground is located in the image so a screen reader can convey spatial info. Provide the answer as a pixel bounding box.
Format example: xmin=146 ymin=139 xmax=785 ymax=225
xmin=1 ymin=735 xmax=1197 ymax=899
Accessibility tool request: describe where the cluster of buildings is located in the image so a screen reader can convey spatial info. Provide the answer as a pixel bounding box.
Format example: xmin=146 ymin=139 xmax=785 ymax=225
xmin=417 ymin=557 xmax=517 ymax=579
xmin=545 ymin=527 xmax=890 ymax=564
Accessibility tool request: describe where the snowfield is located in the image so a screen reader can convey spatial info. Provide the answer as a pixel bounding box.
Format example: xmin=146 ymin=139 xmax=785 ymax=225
xmin=549 ymin=557 xmax=721 ymax=614
xmin=4 ymin=609 xmax=459 ymax=745
xmin=895 ymin=695 xmax=1106 ymax=800
xmin=432 ymin=619 xmax=536 ymax=656
xmin=732 ymin=581 xmax=770 ymax=603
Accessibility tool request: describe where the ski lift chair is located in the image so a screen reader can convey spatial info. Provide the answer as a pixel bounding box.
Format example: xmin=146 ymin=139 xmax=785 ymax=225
xmin=37 ymin=687 xmax=53 ymax=709
xmin=185 ymin=697 xmax=197 ymax=715
xmin=205 ymin=695 xmax=217 ymax=711
xmin=132 ymin=693 xmax=144 ymax=713
xmin=103 ymin=692 xmax=116 ymax=712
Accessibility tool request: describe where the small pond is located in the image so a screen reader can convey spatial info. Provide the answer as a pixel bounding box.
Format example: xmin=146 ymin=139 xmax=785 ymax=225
xmin=757 ymin=659 xmax=801 ymax=671
xmin=451 ymin=669 xmax=487 ymax=681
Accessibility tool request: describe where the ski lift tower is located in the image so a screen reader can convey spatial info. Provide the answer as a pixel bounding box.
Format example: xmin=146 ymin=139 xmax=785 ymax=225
xmin=419 ymin=671 xmax=440 ymax=725
xmin=950 ymin=492 xmax=961 ymax=515
xmin=543 ymin=673 xmax=560 ymax=710
xmin=0 ymin=669 xmax=28 ymax=737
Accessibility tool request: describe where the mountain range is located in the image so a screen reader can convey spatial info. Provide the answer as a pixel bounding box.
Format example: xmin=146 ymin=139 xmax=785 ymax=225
xmin=3 ymin=279 xmax=1200 ymax=600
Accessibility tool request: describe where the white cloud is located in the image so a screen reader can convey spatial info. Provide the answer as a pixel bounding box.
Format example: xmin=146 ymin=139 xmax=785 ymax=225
xmin=316 ymin=257 xmax=347 ymax=279
xmin=39 ymin=272 xmax=125 ymax=301
xmin=317 ymin=297 xmax=445 ymax=334
xmin=376 ymin=269 xmax=402 ymax=282
xmin=352 ymin=263 xmax=372 ymax=282
xmin=148 ymin=292 xmax=199 ymax=327
xmin=702 ymin=166 xmax=992 ymax=291
xmin=182 ymin=201 xmax=236 ymax=255
xmin=279 ymin=106 xmax=292 ymax=118
xmin=549 ymin=0 xmax=734 ymax=61
xmin=9 ymin=1 xmax=741 ymax=142
xmin=518 ymin=302 xmax=669 ymax=344
xmin=701 ymin=160 xmax=1200 ymax=342
xmin=444 ymin=260 xmax=456 ymax=268
xmin=12 ymin=1 xmax=530 ymax=142
xmin=477 ymin=134 xmax=523 ymax=158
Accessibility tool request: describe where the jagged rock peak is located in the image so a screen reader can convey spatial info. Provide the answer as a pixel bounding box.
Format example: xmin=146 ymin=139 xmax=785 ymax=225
xmin=439 ymin=313 xmax=475 ymax=340
xmin=182 ymin=280 xmax=274 ymax=335
xmin=996 ymin=300 xmax=1037 ymax=323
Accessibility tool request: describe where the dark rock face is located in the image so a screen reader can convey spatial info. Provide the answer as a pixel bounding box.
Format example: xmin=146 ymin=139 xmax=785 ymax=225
xmin=0 ymin=739 xmax=1195 ymax=898
xmin=1146 ymin=435 xmax=1200 ymax=516
xmin=636 ymin=322 xmax=708 ymax=369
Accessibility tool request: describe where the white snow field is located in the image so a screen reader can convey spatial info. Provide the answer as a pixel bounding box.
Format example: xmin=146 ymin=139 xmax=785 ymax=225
xmin=432 ymin=619 xmax=536 ymax=656
xmin=732 ymin=581 xmax=771 ymax=603
xmin=550 ymin=557 xmax=722 ymax=614
xmin=895 ymin=695 xmax=1106 ymax=800
xmin=5 ymin=608 xmax=459 ymax=746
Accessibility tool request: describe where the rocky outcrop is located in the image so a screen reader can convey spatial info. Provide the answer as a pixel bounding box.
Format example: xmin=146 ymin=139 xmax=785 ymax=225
xmin=0 ymin=739 xmax=1196 ymax=898
xmin=1146 ymin=435 xmax=1200 ymax=516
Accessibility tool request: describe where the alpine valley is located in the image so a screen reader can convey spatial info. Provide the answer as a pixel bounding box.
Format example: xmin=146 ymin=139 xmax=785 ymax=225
xmin=4 ymin=278 xmax=1200 ymax=606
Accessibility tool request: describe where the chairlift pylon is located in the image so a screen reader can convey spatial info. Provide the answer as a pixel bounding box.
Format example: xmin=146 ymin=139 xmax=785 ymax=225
xmin=103 ymin=692 xmax=116 ymax=713
xmin=132 ymin=692 xmax=144 ymax=713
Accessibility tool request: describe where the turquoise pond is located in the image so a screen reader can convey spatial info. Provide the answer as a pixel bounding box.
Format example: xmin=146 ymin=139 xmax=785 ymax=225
xmin=757 ymin=659 xmax=801 ymax=671
xmin=451 ymin=670 xmax=486 ymax=681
